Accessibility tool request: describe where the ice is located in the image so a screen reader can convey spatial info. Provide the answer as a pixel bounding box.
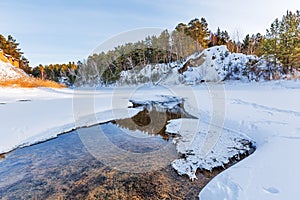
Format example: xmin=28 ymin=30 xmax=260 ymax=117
xmin=0 ymin=87 xmax=141 ymax=154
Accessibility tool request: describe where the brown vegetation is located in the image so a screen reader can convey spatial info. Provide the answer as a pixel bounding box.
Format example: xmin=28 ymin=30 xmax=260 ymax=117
xmin=0 ymin=77 xmax=66 ymax=88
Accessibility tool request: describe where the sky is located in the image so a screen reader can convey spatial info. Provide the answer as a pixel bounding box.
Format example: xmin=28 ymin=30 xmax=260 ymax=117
xmin=0 ymin=0 xmax=299 ymax=66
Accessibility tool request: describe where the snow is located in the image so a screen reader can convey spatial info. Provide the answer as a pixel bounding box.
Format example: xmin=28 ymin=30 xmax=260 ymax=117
xmin=0 ymin=87 xmax=141 ymax=154
xmin=0 ymin=60 xmax=27 ymax=80
xmin=166 ymin=118 xmax=254 ymax=180
xmin=117 ymin=45 xmax=289 ymax=86
xmin=130 ymin=94 xmax=184 ymax=113
xmin=114 ymin=81 xmax=300 ymax=200
xmin=119 ymin=63 xmax=174 ymax=85
xmin=179 ymin=45 xmax=283 ymax=82
xmin=1 ymin=78 xmax=300 ymax=200
xmin=198 ymin=80 xmax=300 ymax=200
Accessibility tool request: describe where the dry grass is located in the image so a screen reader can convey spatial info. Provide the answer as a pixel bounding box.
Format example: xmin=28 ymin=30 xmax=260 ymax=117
xmin=0 ymin=77 xmax=66 ymax=88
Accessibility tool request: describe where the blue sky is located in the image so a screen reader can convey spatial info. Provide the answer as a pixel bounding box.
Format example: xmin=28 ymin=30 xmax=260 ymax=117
xmin=0 ymin=0 xmax=299 ymax=66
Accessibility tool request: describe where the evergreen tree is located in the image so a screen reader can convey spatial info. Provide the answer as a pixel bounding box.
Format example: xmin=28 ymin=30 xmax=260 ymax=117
xmin=253 ymin=33 xmax=264 ymax=56
xmin=241 ymin=34 xmax=251 ymax=54
xmin=278 ymin=11 xmax=300 ymax=69
xmin=262 ymin=18 xmax=281 ymax=67
xmin=261 ymin=10 xmax=300 ymax=70
xmin=0 ymin=34 xmax=31 ymax=73
xmin=209 ymin=28 xmax=230 ymax=47
xmin=187 ymin=18 xmax=209 ymax=50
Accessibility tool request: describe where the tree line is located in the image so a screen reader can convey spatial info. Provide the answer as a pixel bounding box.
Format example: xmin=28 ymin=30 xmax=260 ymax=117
xmin=262 ymin=10 xmax=300 ymax=72
xmin=84 ymin=10 xmax=300 ymax=85
xmin=1 ymin=10 xmax=299 ymax=85
xmin=0 ymin=34 xmax=79 ymax=85
xmin=31 ymin=62 xmax=78 ymax=85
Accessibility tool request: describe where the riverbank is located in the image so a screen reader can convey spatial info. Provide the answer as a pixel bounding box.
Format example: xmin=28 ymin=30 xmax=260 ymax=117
xmin=1 ymin=80 xmax=300 ymax=199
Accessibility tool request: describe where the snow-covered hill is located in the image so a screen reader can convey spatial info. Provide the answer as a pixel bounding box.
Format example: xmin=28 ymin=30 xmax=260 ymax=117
xmin=0 ymin=59 xmax=28 ymax=81
xmin=118 ymin=45 xmax=289 ymax=85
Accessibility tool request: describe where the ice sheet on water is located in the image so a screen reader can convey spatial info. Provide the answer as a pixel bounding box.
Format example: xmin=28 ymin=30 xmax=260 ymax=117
xmin=130 ymin=95 xmax=184 ymax=111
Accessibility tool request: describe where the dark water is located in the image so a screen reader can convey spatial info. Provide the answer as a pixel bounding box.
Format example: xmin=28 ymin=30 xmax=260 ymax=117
xmin=0 ymin=108 xmax=215 ymax=200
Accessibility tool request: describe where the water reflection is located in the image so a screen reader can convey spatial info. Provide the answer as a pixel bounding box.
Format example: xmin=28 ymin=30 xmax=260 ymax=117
xmin=114 ymin=107 xmax=183 ymax=141
xmin=0 ymin=109 xmax=210 ymax=199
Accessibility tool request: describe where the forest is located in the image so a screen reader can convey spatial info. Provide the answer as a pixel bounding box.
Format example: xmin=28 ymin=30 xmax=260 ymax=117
xmin=0 ymin=10 xmax=299 ymax=85
xmin=77 ymin=10 xmax=300 ymax=85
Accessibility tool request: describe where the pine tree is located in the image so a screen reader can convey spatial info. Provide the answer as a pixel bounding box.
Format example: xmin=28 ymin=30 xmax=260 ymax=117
xmin=262 ymin=18 xmax=281 ymax=67
xmin=221 ymin=31 xmax=230 ymax=43
xmin=278 ymin=11 xmax=300 ymax=69
xmin=253 ymin=33 xmax=264 ymax=56
xmin=0 ymin=34 xmax=31 ymax=73
xmin=241 ymin=34 xmax=250 ymax=54
xmin=186 ymin=18 xmax=210 ymax=50
xmin=209 ymin=28 xmax=230 ymax=48
xmin=261 ymin=10 xmax=300 ymax=70
xmin=199 ymin=18 xmax=210 ymax=48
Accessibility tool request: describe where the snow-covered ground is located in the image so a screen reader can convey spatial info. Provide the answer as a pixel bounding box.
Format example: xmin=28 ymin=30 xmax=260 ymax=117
xmin=0 ymin=60 xmax=27 ymax=80
xmin=198 ymin=80 xmax=300 ymax=200
xmin=1 ymin=80 xmax=300 ymax=200
xmin=0 ymin=87 xmax=141 ymax=153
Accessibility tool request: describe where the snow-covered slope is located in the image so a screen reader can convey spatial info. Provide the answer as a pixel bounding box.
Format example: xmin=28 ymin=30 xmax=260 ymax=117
xmin=118 ymin=45 xmax=287 ymax=85
xmin=0 ymin=59 xmax=27 ymax=80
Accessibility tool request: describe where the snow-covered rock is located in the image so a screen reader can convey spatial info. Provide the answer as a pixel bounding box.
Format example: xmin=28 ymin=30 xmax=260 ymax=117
xmin=118 ymin=63 xmax=175 ymax=85
xmin=117 ymin=45 xmax=290 ymax=85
